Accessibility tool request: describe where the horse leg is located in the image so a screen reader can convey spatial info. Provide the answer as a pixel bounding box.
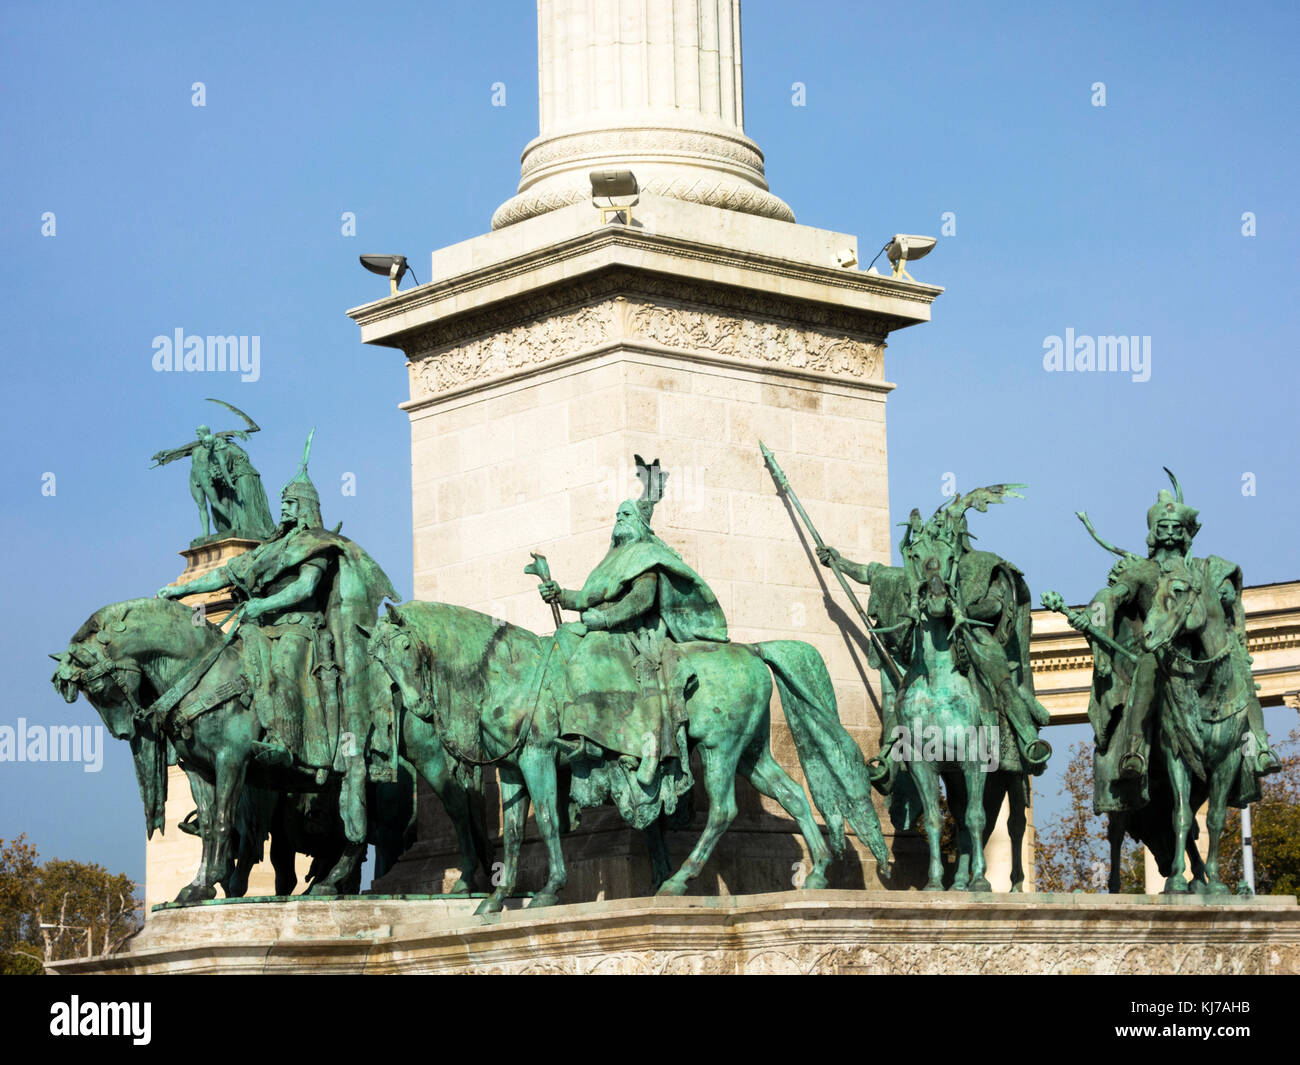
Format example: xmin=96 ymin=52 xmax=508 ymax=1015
xmin=1007 ymin=781 xmax=1027 ymax=893
xmin=403 ymin=713 xmax=486 ymax=894
xmin=642 ymin=817 xmax=672 ymax=893
xmin=518 ymin=746 xmax=567 ymax=908
xmin=475 ymin=766 xmax=527 ymax=915
xmin=270 ymin=820 xmax=298 ymax=896
xmin=946 ymin=773 xmax=972 ymax=891
xmin=963 ymin=767 xmax=990 ymax=892
xmin=1186 ymin=834 xmax=1208 ymax=892
xmin=657 ymin=742 xmax=739 ymax=897
xmin=1107 ymin=814 xmax=1126 ymax=895
xmin=205 ymin=747 xmax=248 ymax=900
xmin=741 ymin=741 xmax=832 ymax=891
xmin=1163 ymin=751 xmax=1193 ymax=894
xmin=309 ymin=840 xmax=365 ymax=896
xmin=910 ymin=759 xmax=946 ymax=891
xmin=176 ymin=772 xmax=220 ymax=904
xmin=1202 ymin=747 xmax=1236 ymax=896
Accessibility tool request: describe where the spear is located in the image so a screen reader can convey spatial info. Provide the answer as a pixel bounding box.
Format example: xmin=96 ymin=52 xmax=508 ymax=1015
xmin=760 ymin=443 xmax=905 ymax=688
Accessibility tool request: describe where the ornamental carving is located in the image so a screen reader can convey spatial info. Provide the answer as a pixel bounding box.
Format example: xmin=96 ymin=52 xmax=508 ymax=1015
xmin=624 ymin=301 xmax=881 ymax=380
xmin=407 ymin=290 xmax=885 ymax=401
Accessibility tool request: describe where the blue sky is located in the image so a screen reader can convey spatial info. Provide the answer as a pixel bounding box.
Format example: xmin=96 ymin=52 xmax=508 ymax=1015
xmin=1 ymin=1 xmax=1296 ymax=891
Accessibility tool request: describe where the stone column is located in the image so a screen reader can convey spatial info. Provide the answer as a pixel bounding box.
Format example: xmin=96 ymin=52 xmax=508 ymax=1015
xmin=494 ymin=0 xmax=792 ymax=229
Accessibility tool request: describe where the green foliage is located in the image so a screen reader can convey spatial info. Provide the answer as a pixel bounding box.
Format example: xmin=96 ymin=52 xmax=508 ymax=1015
xmin=0 ymin=835 xmax=141 ymax=975
xmin=1034 ymin=741 xmax=1143 ymax=893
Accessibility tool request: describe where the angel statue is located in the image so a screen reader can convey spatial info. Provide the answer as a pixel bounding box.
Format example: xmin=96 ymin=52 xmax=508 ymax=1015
xmin=150 ymin=398 xmax=277 ymax=543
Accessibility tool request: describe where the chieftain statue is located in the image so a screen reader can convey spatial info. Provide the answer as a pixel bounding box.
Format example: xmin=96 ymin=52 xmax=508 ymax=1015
xmin=775 ymin=448 xmax=1051 ymax=891
xmin=156 ymin=430 xmax=396 ymax=841
xmin=1043 ymin=469 xmax=1278 ymax=894
xmin=150 ymin=398 xmax=276 ymax=544
xmin=53 ymin=428 xmax=497 ymax=902
xmin=536 ymin=456 xmax=728 ymax=799
xmin=368 ymin=455 xmax=891 ymax=913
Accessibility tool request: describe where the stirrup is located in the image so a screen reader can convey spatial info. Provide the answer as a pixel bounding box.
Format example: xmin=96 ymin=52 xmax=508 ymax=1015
xmin=1257 ymin=748 xmax=1281 ymax=776
xmin=1023 ymin=739 xmax=1051 ymax=768
xmin=1119 ymin=752 xmax=1146 ymax=780
xmin=252 ymin=739 xmax=293 ymax=766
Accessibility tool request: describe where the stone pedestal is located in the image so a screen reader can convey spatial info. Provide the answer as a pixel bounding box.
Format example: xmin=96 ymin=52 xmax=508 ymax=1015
xmin=352 ymin=192 xmax=942 ymax=898
xmin=52 ymin=891 xmax=1300 ymax=975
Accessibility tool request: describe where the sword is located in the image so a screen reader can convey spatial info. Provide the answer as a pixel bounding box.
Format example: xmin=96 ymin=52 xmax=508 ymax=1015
xmin=760 ymin=443 xmax=905 ymax=689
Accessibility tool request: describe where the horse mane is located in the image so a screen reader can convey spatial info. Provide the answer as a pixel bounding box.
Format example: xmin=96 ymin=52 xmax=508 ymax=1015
xmin=70 ymin=597 xmax=195 ymax=644
xmin=392 ymin=601 xmax=541 ymax=702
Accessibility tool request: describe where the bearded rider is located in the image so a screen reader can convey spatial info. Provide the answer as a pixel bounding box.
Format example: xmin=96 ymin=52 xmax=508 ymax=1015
xmin=818 ymin=500 xmax=1052 ymax=777
xmin=1048 ymin=477 xmax=1278 ymax=811
xmin=157 ymin=431 xmax=397 ymax=844
xmin=536 ymin=463 xmax=727 ymax=790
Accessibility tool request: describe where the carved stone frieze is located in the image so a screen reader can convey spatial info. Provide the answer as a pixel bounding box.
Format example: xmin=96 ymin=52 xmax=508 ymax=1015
xmin=406 ymin=281 xmax=887 ymax=401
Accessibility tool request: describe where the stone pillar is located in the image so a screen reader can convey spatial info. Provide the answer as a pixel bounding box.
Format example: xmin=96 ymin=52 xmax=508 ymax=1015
xmin=494 ymin=0 xmax=791 ymax=229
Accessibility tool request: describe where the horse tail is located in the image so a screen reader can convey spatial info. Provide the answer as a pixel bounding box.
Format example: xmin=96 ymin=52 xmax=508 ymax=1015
xmin=753 ymin=640 xmax=890 ymax=872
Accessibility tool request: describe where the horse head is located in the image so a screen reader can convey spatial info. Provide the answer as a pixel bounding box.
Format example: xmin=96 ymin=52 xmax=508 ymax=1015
xmin=50 ymin=599 xmax=174 ymax=837
xmin=49 ymin=605 xmax=146 ymax=740
xmin=368 ymin=605 xmax=435 ymax=720
xmin=1142 ymin=562 xmax=1208 ymax=654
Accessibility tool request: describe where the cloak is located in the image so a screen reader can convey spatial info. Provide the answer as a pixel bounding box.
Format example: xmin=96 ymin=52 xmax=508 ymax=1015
xmin=227 ymin=526 xmax=398 ymax=764
xmin=576 ymin=538 xmax=728 ymax=643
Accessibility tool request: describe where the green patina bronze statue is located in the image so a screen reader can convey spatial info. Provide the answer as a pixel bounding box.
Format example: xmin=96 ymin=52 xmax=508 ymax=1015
xmin=150 ymin=398 xmax=276 ymax=544
xmin=1043 ymin=469 xmax=1279 ymax=894
xmin=768 ymin=443 xmax=1050 ymax=891
xmin=51 ymin=431 xmax=492 ymax=902
xmin=369 ymin=456 xmax=891 ymax=913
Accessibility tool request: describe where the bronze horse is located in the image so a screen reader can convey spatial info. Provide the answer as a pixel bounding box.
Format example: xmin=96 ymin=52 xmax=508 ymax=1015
xmin=51 ymin=597 xmax=490 ymax=902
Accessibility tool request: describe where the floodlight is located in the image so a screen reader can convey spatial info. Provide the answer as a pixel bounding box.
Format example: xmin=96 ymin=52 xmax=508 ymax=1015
xmin=884 ymin=234 xmax=937 ymax=281
xmin=359 ymin=254 xmax=419 ymax=296
xmin=590 ymin=169 xmax=639 ymax=225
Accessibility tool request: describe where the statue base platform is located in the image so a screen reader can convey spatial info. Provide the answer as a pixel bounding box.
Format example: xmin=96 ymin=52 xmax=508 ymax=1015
xmin=50 ymin=890 xmax=1300 ymax=975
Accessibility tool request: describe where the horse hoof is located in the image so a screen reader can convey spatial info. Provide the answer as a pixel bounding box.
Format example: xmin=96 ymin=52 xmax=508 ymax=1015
xmin=308 ymin=882 xmax=339 ymax=897
xmin=1010 ymin=883 xmax=1024 ymax=894
xmin=475 ymin=893 xmax=505 ymax=916
xmin=970 ymin=877 xmax=992 ymax=893
xmin=449 ymin=878 xmax=471 ymax=896
xmin=923 ymin=880 xmax=945 ymax=892
xmin=175 ymin=883 xmax=216 ymax=905
xmin=949 ymin=881 xmax=969 ymax=892
xmin=529 ymin=891 xmax=561 ymax=909
xmin=802 ymin=872 xmax=829 ymax=891
xmin=1206 ymin=880 xmax=1231 ymax=896
xmin=1163 ymin=877 xmax=1190 ymax=895
xmin=656 ymin=877 xmax=689 ymax=897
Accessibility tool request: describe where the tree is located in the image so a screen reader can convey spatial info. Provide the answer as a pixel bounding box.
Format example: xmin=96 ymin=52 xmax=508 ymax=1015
xmin=0 ymin=835 xmax=142 ymax=975
xmin=1034 ymin=741 xmax=1143 ymax=893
